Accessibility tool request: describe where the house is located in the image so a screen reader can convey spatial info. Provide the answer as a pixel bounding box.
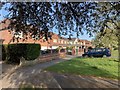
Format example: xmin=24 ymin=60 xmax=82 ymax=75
xmin=0 ymin=19 xmax=93 ymax=55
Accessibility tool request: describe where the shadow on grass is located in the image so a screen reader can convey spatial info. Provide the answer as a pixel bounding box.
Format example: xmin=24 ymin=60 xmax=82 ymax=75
xmin=45 ymin=59 xmax=118 ymax=79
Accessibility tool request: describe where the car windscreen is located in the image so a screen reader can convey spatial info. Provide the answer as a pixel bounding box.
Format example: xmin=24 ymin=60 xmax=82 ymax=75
xmin=95 ymin=48 xmax=103 ymax=52
xmin=90 ymin=49 xmax=96 ymax=52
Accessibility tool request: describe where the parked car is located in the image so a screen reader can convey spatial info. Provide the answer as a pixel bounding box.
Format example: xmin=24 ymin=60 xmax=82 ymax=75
xmin=82 ymin=48 xmax=111 ymax=57
xmin=40 ymin=49 xmax=59 ymax=55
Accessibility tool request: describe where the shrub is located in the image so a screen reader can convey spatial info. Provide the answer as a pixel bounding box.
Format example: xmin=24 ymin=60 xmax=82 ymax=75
xmin=7 ymin=44 xmax=26 ymax=64
xmin=6 ymin=43 xmax=41 ymax=64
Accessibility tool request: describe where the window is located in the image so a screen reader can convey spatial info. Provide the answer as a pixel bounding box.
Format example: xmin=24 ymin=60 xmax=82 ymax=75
xmin=70 ymin=41 xmax=72 ymax=44
xmin=61 ymin=40 xmax=63 ymax=44
xmin=32 ymin=35 xmax=40 ymax=40
xmin=64 ymin=41 xmax=66 ymax=44
xmin=53 ymin=39 xmax=57 ymax=43
xmin=81 ymin=42 xmax=82 ymax=45
xmin=63 ymin=41 xmax=65 ymax=44
xmin=96 ymin=49 xmax=102 ymax=52
xmin=91 ymin=49 xmax=96 ymax=52
xmin=58 ymin=39 xmax=60 ymax=43
xmin=59 ymin=40 xmax=61 ymax=43
xmin=72 ymin=41 xmax=74 ymax=44
xmin=13 ymin=31 xmax=23 ymax=38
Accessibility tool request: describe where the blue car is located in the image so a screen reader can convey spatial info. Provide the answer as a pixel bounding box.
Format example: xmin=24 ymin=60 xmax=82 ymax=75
xmin=82 ymin=48 xmax=111 ymax=57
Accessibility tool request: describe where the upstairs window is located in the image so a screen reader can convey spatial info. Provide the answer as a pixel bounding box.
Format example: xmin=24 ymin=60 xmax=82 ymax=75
xmin=12 ymin=31 xmax=23 ymax=39
xmin=53 ymin=39 xmax=57 ymax=43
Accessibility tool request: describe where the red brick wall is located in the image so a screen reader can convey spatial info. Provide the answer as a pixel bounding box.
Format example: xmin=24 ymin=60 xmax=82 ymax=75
xmin=38 ymin=53 xmax=60 ymax=62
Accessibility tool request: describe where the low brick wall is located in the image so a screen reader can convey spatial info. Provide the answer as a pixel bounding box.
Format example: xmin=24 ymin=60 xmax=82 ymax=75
xmin=38 ymin=53 xmax=60 ymax=62
xmin=59 ymin=52 xmax=66 ymax=58
xmin=78 ymin=51 xmax=84 ymax=56
xmin=20 ymin=53 xmax=66 ymax=67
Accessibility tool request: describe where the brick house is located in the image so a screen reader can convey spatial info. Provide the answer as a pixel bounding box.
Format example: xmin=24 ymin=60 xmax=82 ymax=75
xmin=0 ymin=19 xmax=93 ymax=55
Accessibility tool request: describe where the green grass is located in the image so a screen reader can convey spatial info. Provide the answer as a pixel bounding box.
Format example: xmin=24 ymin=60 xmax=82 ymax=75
xmin=111 ymin=50 xmax=119 ymax=60
xmin=45 ymin=51 xmax=119 ymax=79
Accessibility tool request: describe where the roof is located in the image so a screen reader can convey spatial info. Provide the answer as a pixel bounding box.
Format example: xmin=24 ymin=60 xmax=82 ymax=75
xmin=0 ymin=19 xmax=11 ymax=31
xmin=0 ymin=19 xmax=92 ymax=45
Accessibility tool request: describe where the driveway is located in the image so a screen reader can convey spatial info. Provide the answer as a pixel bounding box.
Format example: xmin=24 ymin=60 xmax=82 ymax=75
xmin=1 ymin=55 xmax=76 ymax=88
xmin=1 ymin=55 xmax=77 ymax=77
xmin=1 ymin=55 xmax=119 ymax=89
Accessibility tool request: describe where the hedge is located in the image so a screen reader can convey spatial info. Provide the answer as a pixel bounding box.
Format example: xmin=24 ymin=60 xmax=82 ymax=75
xmin=2 ymin=43 xmax=41 ymax=64
xmin=25 ymin=44 xmax=41 ymax=60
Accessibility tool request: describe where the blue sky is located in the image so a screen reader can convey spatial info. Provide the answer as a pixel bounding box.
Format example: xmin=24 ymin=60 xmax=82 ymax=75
xmin=0 ymin=4 xmax=95 ymax=41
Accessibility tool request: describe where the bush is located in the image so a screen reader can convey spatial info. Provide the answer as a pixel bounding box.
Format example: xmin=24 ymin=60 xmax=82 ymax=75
xmin=4 ymin=43 xmax=41 ymax=64
xmin=7 ymin=44 xmax=26 ymax=64
xmin=66 ymin=46 xmax=74 ymax=51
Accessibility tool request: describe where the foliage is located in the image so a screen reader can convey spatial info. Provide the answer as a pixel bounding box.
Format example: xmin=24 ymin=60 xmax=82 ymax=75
xmin=25 ymin=44 xmax=41 ymax=60
xmin=4 ymin=43 xmax=40 ymax=64
xmin=45 ymin=57 xmax=118 ymax=79
xmin=111 ymin=50 xmax=119 ymax=60
xmin=88 ymin=47 xmax=93 ymax=50
xmin=0 ymin=2 xmax=120 ymax=41
xmin=56 ymin=47 xmax=61 ymax=51
xmin=92 ymin=27 xmax=118 ymax=50
xmin=66 ymin=46 xmax=73 ymax=50
xmin=7 ymin=44 xmax=26 ymax=64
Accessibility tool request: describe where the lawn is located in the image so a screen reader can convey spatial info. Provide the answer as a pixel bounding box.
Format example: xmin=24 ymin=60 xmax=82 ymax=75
xmin=111 ymin=50 xmax=119 ymax=60
xmin=45 ymin=51 xmax=118 ymax=79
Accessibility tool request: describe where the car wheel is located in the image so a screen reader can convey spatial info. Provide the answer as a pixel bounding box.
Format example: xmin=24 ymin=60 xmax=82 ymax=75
xmin=84 ymin=55 xmax=88 ymax=58
xmin=103 ymin=55 xmax=106 ymax=58
xmin=89 ymin=55 xmax=93 ymax=58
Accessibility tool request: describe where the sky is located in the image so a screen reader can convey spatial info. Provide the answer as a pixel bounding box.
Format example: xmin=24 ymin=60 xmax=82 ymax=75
xmin=0 ymin=4 xmax=95 ymax=41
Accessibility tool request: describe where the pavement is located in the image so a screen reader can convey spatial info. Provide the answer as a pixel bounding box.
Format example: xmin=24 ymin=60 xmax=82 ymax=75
xmin=0 ymin=55 xmax=119 ymax=89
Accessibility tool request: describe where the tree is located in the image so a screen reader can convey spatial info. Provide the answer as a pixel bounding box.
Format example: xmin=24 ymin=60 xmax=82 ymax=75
xmin=0 ymin=2 xmax=120 ymax=42
xmin=92 ymin=26 xmax=118 ymax=50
